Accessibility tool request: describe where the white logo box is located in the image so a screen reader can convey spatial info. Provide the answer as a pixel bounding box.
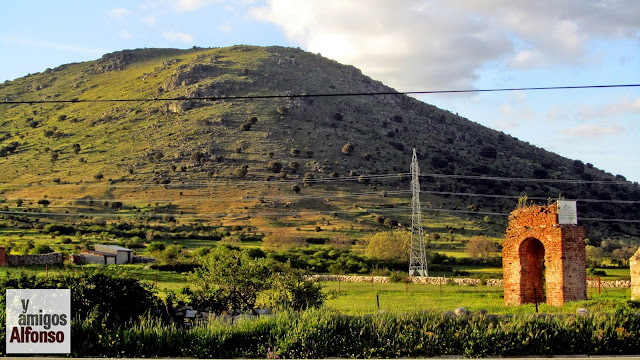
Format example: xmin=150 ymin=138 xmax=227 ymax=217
xmin=5 ymin=289 xmax=71 ymax=354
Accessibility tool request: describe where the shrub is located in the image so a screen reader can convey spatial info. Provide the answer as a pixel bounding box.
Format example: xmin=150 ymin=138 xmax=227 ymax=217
xmin=383 ymin=218 xmax=398 ymax=228
xmin=479 ymin=146 xmax=498 ymax=159
xmin=289 ymin=149 xmax=300 ymax=157
xmin=288 ymin=161 xmax=300 ymax=173
xmin=263 ymin=233 xmax=305 ymax=251
xmin=146 ymin=241 xmax=165 ymax=252
xmin=266 ymin=161 xmax=283 ymax=173
xmin=341 ymin=142 xmax=354 ymax=155
xmin=303 ymin=172 xmax=315 ymax=186
xmin=236 ymin=165 xmax=249 ymax=178
xmin=389 ymin=270 xmax=406 ymax=282
xmin=276 ymin=106 xmax=288 ymax=115
xmin=291 ymin=184 xmax=301 ymax=193
xmin=29 ymin=244 xmax=54 ymax=254
xmin=190 ymin=151 xmax=206 ymax=162
xmin=240 ymin=123 xmax=252 ymax=131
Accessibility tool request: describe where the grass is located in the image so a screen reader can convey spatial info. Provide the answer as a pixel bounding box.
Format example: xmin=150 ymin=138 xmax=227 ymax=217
xmin=2 ymin=264 xmax=633 ymax=317
xmin=322 ymin=280 xmax=632 ymax=316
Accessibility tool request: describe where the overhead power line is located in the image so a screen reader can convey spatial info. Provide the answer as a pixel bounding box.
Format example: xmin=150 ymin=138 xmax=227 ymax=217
xmin=0 ymin=170 xmax=634 ymax=189
xmin=1 ymin=84 xmax=639 ymax=104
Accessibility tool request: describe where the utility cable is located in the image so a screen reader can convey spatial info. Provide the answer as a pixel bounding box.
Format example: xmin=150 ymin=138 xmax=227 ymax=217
xmin=1 ymin=84 xmax=639 ymax=104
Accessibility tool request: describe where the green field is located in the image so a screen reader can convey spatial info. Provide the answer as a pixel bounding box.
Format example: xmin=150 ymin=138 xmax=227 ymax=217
xmin=2 ymin=264 xmax=633 ymax=316
xmin=321 ymin=280 xmax=631 ymax=315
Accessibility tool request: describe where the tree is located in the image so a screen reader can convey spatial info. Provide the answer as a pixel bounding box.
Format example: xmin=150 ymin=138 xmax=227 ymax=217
xmin=465 ymin=236 xmax=499 ymax=259
xmin=364 ymin=231 xmax=411 ymax=262
xmin=72 ymin=143 xmax=81 ymax=154
xmin=37 ymin=199 xmax=50 ymax=207
xmin=585 ymin=245 xmax=608 ymax=268
xmin=262 ymin=233 xmax=305 ymax=251
xmin=191 ymin=247 xmax=270 ymax=315
xmin=261 ymin=263 xmax=326 ymax=311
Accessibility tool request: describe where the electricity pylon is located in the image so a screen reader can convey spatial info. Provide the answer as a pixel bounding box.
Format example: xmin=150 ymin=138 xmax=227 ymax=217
xmin=409 ymin=148 xmax=428 ymax=277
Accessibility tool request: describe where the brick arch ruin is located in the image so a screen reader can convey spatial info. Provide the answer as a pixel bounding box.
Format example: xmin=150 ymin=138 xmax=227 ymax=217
xmin=503 ymin=203 xmax=587 ymax=306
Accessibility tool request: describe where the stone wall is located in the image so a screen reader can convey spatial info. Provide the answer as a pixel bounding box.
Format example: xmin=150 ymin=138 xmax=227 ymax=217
xmin=503 ymin=203 xmax=586 ymax=306
xmin=310 ymin=275 xmax=626 ymax=289
xmin=632 ymin=248 xmax=640 ymax=301
xmin=310 ymin=275 xmax=504 ymax=287
xmin=5 ymin=253 xmax=63 ymax=266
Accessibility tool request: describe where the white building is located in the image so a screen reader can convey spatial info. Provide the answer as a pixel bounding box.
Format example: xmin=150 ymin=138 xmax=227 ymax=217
xmin=80 ymin=244 xmax=133 ymax=265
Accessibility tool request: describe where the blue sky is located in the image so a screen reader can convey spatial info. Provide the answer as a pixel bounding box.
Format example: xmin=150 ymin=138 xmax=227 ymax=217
xmin=1 ymin=0 xmax=639 ymax=182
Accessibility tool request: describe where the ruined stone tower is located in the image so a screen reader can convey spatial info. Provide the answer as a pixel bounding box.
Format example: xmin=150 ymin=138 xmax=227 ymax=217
xmin=631 ymin=248 xmax=640 ymax=301
xmin=503 ymin=203 xmax=586 ymax=306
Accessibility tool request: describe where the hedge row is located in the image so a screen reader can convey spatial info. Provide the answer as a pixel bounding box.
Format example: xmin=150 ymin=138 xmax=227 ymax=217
xmin=68 ymin=308 xmax=640 ymax=358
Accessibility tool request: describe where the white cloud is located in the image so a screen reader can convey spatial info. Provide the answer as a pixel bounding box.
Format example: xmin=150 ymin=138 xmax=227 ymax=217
xmin=109 ymin=8 xmax=130 ymax=19
xmin=173 ymin=0 xmax=221 ymax=11
xmin=219 ymin=22 xmax=233 ymax=33
xmin=0 ymin=35 xmax=107 ymax=55
xmin=578 ymin=96 xmax=640 ymax=120
xmin=141 ymin=16 xmax=156 ymax=26
xmin=250 ymin=0 xmax=640 ymax=91
xmin=561 ymin=123 xmax=624 ymax=138
xmin=494 ymin=120 xmax=519 ymax=130
xmin=162 ymin=31 xmax=194 ymax=43
xmin=119 ymin=30 xmax=133 ymax=39
xmin=545 ymin=105 xmax=567 ymax=122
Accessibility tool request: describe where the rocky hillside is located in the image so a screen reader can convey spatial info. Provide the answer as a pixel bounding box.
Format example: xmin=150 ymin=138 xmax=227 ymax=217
xmin=0 ymin=45 xmax=638 ymax=243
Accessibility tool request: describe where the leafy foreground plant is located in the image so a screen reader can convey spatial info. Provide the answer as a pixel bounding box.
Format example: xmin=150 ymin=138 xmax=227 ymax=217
xmin=67 ymin=308 xmax=640 ymax=358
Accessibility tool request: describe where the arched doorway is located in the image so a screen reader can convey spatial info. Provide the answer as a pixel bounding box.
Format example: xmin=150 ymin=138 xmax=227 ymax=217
xmin=503 ymin=203 xmax=587 ymax=306
xmin=519 ymin=238 xmax=545 ymax=304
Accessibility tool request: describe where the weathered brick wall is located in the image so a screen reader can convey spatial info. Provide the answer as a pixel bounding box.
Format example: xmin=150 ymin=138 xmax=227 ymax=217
xmin=5 ymin=253 xmax=63 ymax=266
xmin=632 ymin=248 xmax=640 ymax=301
xmin=503 ymin=204 xmax=586 ymax=306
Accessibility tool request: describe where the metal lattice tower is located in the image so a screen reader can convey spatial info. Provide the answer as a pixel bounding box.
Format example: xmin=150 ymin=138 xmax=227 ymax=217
xmin=409 ymin=148 xmax=428 ymax=277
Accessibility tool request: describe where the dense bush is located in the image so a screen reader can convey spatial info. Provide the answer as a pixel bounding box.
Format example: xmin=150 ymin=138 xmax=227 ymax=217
xmin=0 ymin=270 xmax=157 ymax=328
xmin=66 ymin=308 xmax=640 ymax=358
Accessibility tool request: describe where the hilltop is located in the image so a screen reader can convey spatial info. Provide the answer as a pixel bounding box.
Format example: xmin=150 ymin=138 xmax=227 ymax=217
xmin=0 ymin=45 xmax=638 ymax=245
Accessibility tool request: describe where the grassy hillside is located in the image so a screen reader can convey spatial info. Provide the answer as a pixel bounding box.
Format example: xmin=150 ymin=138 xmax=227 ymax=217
xmin=0 ymin=45 xmax=639 ymax=248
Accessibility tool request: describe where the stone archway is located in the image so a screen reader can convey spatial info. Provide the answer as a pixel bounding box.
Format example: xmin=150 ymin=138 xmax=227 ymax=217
xmin=519 ymin=237 xmax=545 ymax=304
xmin=503 ymin=203 xmax=586 ymax=306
